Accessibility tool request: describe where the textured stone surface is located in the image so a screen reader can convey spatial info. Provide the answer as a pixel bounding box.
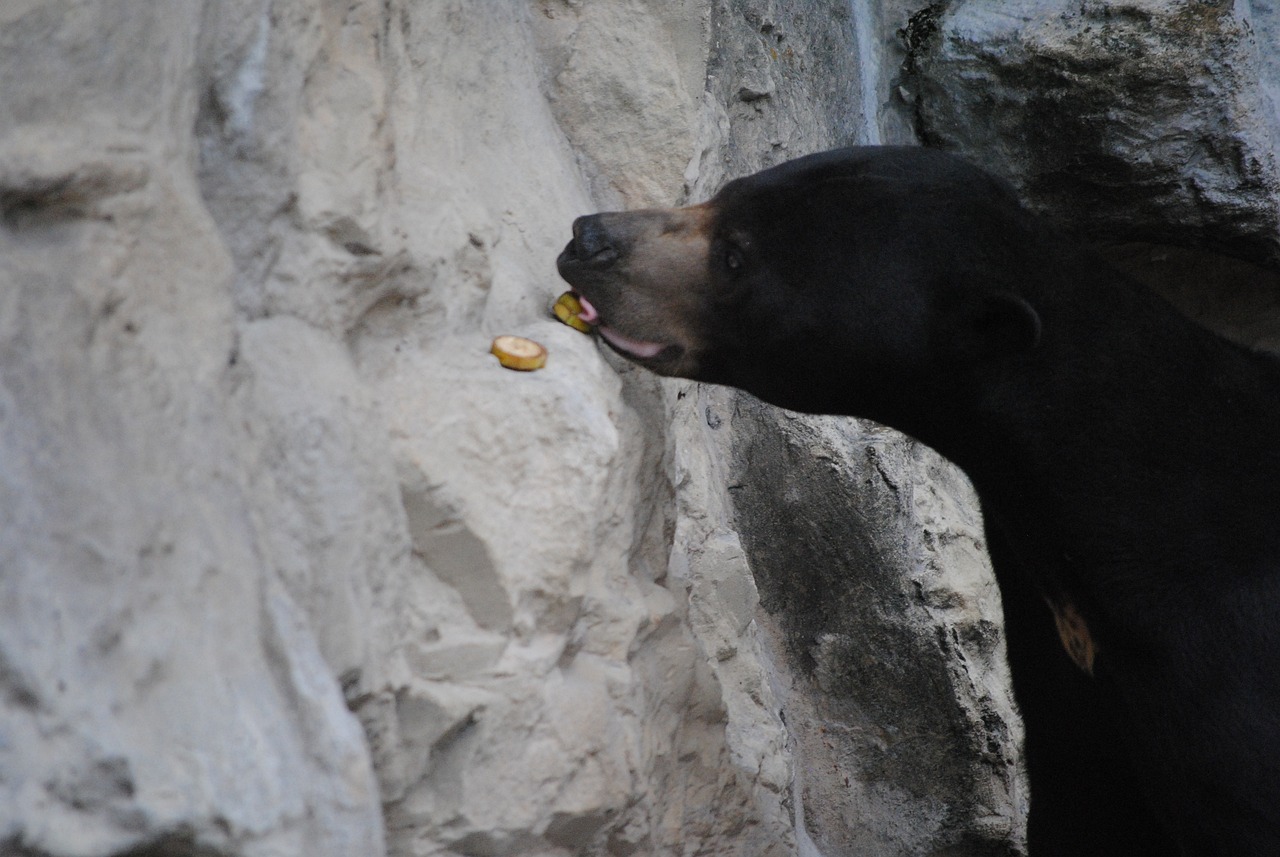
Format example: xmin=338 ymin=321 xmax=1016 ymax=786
xmin=2 ymin=2 xmax=817 ymax=855
xmin=669 ymin=4 xmax=1029 ymax=855
xmin=0 ymin=3 xmax=385 ymax=854
xmin=682 ymin=391 xmax=1025 ymax=857
xmin=908 ymin=0 xmax=1280 ymax=266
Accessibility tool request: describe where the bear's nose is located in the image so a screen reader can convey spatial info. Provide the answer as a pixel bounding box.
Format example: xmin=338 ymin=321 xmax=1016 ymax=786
xmin=571 ymin=215 xmax=619 ymax=264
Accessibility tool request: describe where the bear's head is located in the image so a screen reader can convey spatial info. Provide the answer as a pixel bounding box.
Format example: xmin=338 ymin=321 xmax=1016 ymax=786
xmin=556 ymin=146 xmax=1046 ymax=423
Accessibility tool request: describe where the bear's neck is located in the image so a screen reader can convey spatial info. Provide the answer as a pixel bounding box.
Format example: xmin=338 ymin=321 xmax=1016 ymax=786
xmin=917 ymin=266 xmax=1280 ymax=578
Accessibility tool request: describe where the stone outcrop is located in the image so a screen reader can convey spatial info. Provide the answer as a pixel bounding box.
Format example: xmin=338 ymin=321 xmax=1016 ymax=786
xmin=905 ymin=0 xmax=1280 ymax=379
xmin=908 ymin=0 xmax=1280 ymax=267
xmin=3 ymin=1 xmax=1277 ymax=856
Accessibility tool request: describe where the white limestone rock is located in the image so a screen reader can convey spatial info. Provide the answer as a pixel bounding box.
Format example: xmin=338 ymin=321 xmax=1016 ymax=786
xmin=0 ymin=4 xmax=384 ymax=854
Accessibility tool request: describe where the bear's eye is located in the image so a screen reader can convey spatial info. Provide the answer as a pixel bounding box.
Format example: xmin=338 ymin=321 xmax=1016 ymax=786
xmin=722 ymin=244 xmax=744 ymax=274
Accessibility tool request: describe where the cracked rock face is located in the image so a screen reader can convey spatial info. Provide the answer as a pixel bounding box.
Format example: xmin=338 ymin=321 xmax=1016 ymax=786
xmin=909 ymin=0 xmax=1280 ymax=267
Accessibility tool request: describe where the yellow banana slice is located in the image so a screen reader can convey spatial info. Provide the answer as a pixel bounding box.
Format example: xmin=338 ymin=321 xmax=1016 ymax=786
xmin=490 ymin=335 xmax=548 ymax=371
xmin=552 ymin=291 xmax=594 ymax=333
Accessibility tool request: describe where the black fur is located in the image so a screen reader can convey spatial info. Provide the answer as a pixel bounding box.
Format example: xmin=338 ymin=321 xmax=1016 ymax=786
xmin=558 ymin=146 xmax=1280 ymax=855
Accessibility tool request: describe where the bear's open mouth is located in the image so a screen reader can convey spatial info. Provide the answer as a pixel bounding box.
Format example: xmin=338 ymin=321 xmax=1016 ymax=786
xmin=572 ymin=292 xmax=677 ymax=362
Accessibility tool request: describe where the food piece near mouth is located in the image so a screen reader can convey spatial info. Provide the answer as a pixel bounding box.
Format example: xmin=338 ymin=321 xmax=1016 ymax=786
xmin=552 ymin=291 xmax=595 ymax=333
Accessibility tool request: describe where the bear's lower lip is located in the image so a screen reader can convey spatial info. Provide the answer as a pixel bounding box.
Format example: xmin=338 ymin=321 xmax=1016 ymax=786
xmin=557 ymin=287 xmax=678 ymax=363
xmin=597 ymin=325 xmax=675 ymax=361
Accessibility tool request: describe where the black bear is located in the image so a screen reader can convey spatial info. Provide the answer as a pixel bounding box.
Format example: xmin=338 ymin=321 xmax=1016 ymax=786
xmin=556 ymin=147 xmax=1280 ymax=856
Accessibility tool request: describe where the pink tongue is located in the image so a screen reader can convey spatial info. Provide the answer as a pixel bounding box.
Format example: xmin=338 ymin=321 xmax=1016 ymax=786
xmin=575 ymin=294 xmax=601 ymax=324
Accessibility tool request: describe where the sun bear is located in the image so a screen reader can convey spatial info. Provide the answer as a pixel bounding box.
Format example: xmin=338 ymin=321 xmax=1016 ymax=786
xmin=556 ymin=146 xmax=1280 ymax=855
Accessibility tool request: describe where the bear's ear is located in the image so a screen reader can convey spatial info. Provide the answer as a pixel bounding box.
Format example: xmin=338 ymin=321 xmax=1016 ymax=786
xmin=964 ymin=291 xmax=1042 ymax=358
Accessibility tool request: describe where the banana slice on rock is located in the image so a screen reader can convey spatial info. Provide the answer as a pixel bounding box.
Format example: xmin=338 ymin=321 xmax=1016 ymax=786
xmin=491 ymin=335 xmax=547 ymax=371
xmin=552 ymin=291 xmax=594 ymax=333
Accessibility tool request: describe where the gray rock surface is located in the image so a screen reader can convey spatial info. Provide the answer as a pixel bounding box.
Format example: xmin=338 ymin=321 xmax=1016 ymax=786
xmin=0 ymin=4 xmax=385 ymax=854
xmin=680 ymin=4 xmax=1028 ymax=854
xmin=909 ymin=0 xmax=1280 ymax=266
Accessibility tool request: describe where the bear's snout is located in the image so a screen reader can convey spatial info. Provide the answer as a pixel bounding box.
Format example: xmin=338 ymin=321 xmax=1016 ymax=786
xmin=568 ymin=215 xmax=619 ymax=266
xmin=556 ymin=204 xmax=717 ymax=378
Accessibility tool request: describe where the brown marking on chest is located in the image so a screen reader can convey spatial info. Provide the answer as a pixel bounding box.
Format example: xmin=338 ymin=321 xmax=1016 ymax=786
xmin=1047 ymin=598 xmax=1098 ymax=676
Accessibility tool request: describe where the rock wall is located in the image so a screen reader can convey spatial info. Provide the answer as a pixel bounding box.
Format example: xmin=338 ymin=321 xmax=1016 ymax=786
xmin=4 ymin=1 xmax=1277 ymax=856
xmin=683 ymin=4 xmax=1028 ymax=855
xmin=906 ymin=0 xmax=1280 ymax=344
